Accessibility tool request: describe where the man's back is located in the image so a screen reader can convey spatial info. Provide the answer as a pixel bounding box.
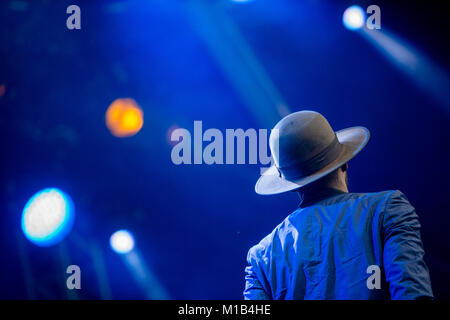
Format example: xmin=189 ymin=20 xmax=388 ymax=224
xmin=244 ymin=189 xmax=433 ymax=299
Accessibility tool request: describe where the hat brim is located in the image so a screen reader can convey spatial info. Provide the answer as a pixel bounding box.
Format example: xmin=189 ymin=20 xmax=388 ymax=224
xmin=255 ymin=126 xmax=370 ymax=195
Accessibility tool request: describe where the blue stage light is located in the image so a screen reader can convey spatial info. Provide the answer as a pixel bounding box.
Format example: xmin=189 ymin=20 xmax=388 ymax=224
xmin=343 ymin=5 xmax=365 ymax=30
xmin=110 ymin=230 xmax=135 ymax=254
xmin=21 ymin=188 xmax=75 ymax=247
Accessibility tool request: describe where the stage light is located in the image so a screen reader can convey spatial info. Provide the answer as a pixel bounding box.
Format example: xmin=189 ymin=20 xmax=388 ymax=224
xmin=167 ymin=124 xmax=181 ymax=147
xmin=21 ymin=188 xmax=75 ymax=247
xmin=106 ymin=98 xmax=143 ymax=138
xmin=110 ymin=230 xmax=135 ymax=254
xmin=231 ymin=0 xmax=252 ymax=3
xmin=0 ymin=84 xmax=5 ymax=97
xmin=343 ymin=5 xmax=365 ymax=30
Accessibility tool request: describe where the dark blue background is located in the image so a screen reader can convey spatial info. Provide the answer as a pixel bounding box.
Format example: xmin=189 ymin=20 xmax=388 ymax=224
xmin=1 ymin=0 xmax=449 ymax=299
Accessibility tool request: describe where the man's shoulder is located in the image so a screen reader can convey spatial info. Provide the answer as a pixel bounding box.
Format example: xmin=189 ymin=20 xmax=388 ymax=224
xmin=246 ymin=216 xmax=296 ymax=263
xmin=247 ymin=190 xmax=410 ymax=262
xmin=346 ymin=189 xmax=412 ymax=208
xmin=346 ymin=189 xmax=397 ymax=201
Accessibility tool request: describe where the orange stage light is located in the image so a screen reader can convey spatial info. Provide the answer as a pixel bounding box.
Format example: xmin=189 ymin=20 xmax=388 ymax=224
xmin=106 ymin=98 xmax=143 ymax=137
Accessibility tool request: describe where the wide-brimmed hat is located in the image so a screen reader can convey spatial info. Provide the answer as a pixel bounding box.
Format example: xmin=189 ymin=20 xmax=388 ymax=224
xmin=255 ymin=110 xmax=370 ymax=195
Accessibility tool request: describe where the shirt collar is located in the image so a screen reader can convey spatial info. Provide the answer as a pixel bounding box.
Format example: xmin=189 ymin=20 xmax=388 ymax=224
xmin=298 ymin=187 xmax=347 ymax=208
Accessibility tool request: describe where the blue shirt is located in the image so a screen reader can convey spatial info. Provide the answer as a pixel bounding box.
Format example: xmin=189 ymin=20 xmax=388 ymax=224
xmin=244 ymin=189 xmax=433 ymax=300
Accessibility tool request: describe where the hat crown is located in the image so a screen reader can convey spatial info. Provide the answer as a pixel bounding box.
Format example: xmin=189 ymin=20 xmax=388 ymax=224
xmin=270 ymin=111 xmax=337 ymax=169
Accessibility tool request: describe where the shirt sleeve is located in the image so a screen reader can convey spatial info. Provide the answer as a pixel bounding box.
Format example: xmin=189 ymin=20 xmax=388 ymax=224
xmin=243 ymin=246 xmax=272 ymax=300
xmin=382 ymin=190 xmax=433 ymax=299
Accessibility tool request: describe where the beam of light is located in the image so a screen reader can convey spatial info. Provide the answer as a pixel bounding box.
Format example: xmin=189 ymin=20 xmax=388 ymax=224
xmin=187 ymin=1 xmax=290 ymax=128
xmin=360 ymin=28 xmax=450 ymax=111
xmin=110 ymin=230 xmax=168 ymax=298
xmin=110 ymin=230 xmax=135 ymax=254
xmin=122 ymin=250 xmax=170 ymax=299
xmin=106 ymin=98 xmax=144 ymax=138
xmin=71 ymin=233 xmax=112 ymax=299
xmin=15 ymin=230 xmax=37 ymax=299
xmin=58 ymin=242 xmax=78 ymax=300
xmin=21 ymin=188 xmax=75 ymax=247
xmin=342 ymin=5 xmax=365 ymax=31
